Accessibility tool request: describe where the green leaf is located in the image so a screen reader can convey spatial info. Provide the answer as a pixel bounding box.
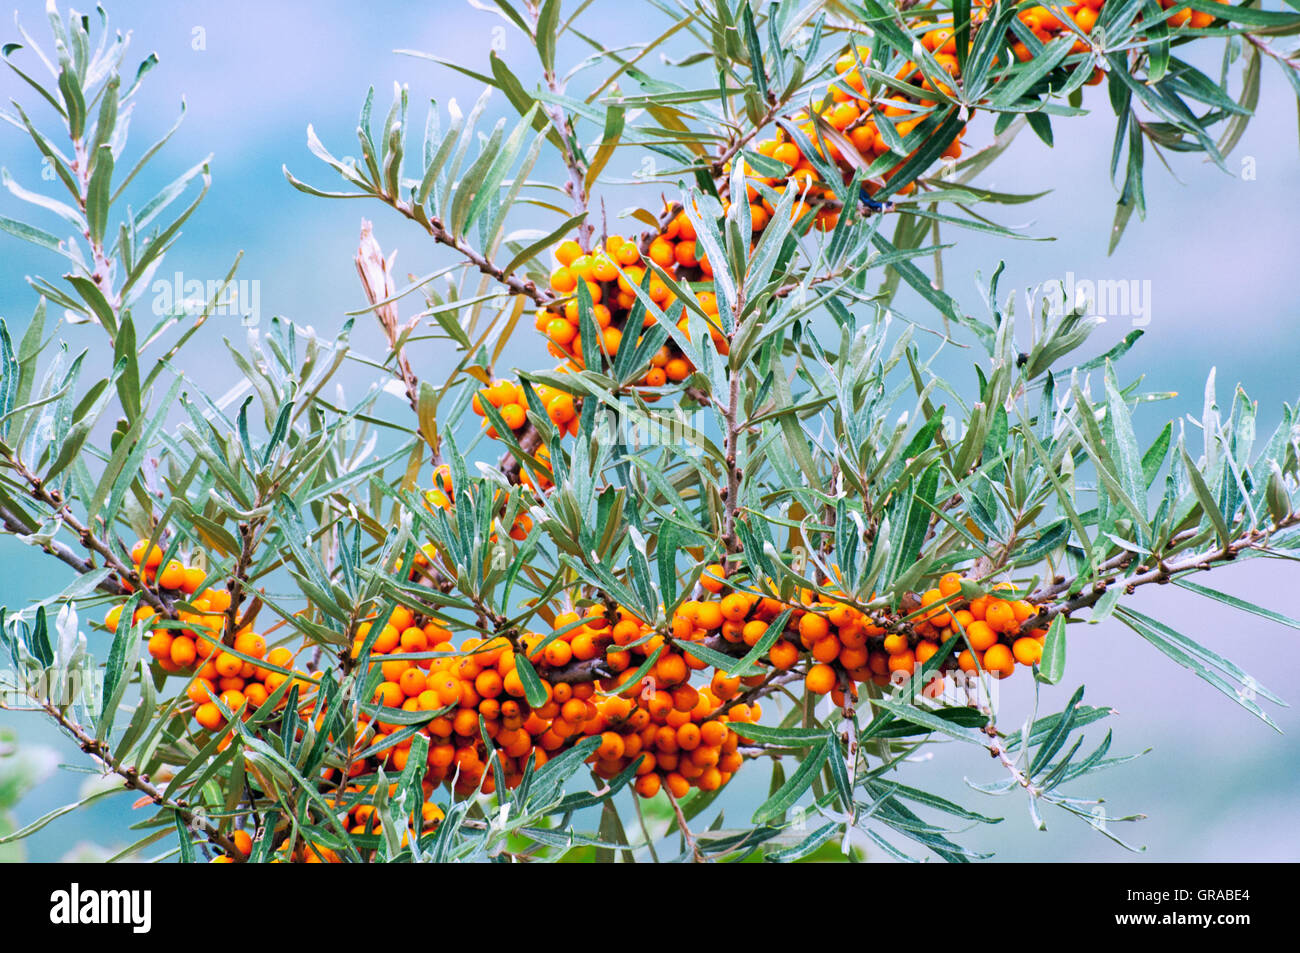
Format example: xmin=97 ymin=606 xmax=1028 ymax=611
xmin=86 ymin=144 xmax=114 ymax=245
xmin=512 ymin=653 xmax=549 ymax=708
xmin=585 ymin=105 xmax=625 ymax=192
xmin=729 ymin=722 xmax=828 ymax=746
xmin=752 ymin=740 xmax=828 ymax=824
xmin=1180 ymin=447 xmax=1232 ymax=549
xmin=766 ymin=821 xmax=840 ymax=862
xmin=175 ymin=814 xmax=197 ymax=863
xmin=1116 ymin=606 xmax=1283 ymax=730
xmin=536 ymin=0 xmax=562 ymax=75
xmin=1173 ymin=579 xmax=1300 ymax=632
xmin=1038 ymin=614 xmax=1067 ymax=684
xmin=872 ymin=698 xmax=990 ymax=746
xmin=502 ymin=213 xmax=588 ymax=277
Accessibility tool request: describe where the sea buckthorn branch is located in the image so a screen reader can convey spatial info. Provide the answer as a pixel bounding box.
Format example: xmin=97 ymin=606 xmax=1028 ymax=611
xmin=0 ymin=451 xmax=172 ymax=616
xmin=223 ymin=514 xmax=271 ymax=647
xmin=0 ymin=6 xmax=216 ymax=349
xmin=1021 ymin=512 xmax=1300 ymax=633
xmin=390 ymin=199 xmax=554 ymax=308
xmin=3 ymin=0 xmax=1299 ymax=863
xmin=289 ymin=114 xmax=555 ymax=311
xmin=36 ymin=697 xmax=248 ymax=861
xmin=665 ymin=786 xmax=706 ymax=862
xmin=0 ymin=496 xmax=132 ymax=597
xmin=524 ymin=1 xmax=597 ymax=251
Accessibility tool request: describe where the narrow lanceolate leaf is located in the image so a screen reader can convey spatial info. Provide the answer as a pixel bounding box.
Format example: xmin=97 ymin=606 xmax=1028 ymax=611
xmin=0 ymin=320 xmax=19 ymax=433
xmin=1103 ymin=363 xmax=1148 ymax=533
xmin=1116 ymin=607 xmax=1284 ymax=731
xmin=752 ymin=740 xmax=829 ymax=825
xmin=86 ymin=144 xmax=115 ymax=245
xmin=512 ymin=653 xmax=549 ymax=708
xmin=873 ymin=698 xmax=990 ymax=746
xmin=1038 ymin=613 xmax=1067 ymax=684
xmin=585 ymin=105 xmax=625 ymax=192
xmin=1181 ymin=447 xmax=1232 ymax=548
xmin=1173 ymin=579 xmax=1300 ymax=631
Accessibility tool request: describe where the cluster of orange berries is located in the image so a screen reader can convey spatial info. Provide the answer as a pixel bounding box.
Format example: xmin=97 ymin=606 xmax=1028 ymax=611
xmin=527 ymin=0 xmax=1230 ymax=390
xmin=584 ymin=678 xmax=753 ymax=800
xmin=338 ymin=600 xmax=759 ymax=803
xmin=471 ymin=373 xmax=580 ymax=441
xmin=338 ymin=605 xmax=526 ymax=798
xmin=103 ymin=541 xmax=321 ymax=738
xmin=1009 ymin=0 xmax=1219 ymax=65
xmin=184 ymin=641 xmax=308 ymax=734
xmin=104 ymin=542 xmax=235 ymax=675
xmin=335 ymin=783 xmax=446 ymax=841
xmin=688 ymin=567 xmax=1047 ymax=706
xmin=552 ymin=605 xmax=758 ymax=799
xmin=196 ymin=569 xmax=1047 ymax=860
xmin=541 ymin=228 xmax=720 ymax=387
xmin=469 ymin=373 xmax=579 ymax=493
xmin=421 ymin=463 xmax=534 ymax=541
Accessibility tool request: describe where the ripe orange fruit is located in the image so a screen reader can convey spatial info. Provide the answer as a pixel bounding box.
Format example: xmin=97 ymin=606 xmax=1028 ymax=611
xmin=696 ymin=564 xmax=728 ymax=595
xmin=720 ymin=593 xmax=751 ymax=622
xmin=798 ymin=612 xmax=829 ymax=643
xmin=983 ymin=643 xmax=1016 ymax=679
xmin=131 ymin=540 xmax=164 ymax=569
xmin=1012 ymin=637 xmax=1042 ymax=666
xmin=805 ymin=663 xmax=836 ymax=694
xmin=965 ymin=620 xmax=998 ymax=652
xmin=984 ymin=600 xmax=1016 ymax=634
xmin=195 ymin=702 xmax=224 ymax=731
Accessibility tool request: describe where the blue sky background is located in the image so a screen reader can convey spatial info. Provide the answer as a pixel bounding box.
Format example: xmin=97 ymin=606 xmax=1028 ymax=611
xmin=0 ymin=0 xmax=1297 ymax=861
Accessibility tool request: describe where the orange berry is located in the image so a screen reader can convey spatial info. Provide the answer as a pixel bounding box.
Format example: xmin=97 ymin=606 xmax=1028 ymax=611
xmin=543 ymin=639 xmax=573 ymax=668
xmin=131 ymin=540 xmax=164 ymax=569
xmin=194 ymin=702 xmax=224 ymax=731
xmin=700 ymin=564 xmax=727 ymax=594
xmin=146 ymin=630 xmax=174 ymax=661
xmin=888 ymin=650 xmax=915 ymax=676
xmin=805 ymin=663 xmax=837 ymax=695
xmin=555 ymin=239 xmax=583 ymax=266
xmin=773 ymin=142 xmax=801 ymax=166
xmin=938 ymin=572 xmax=964 ymax=597
xmin=500 ymin=403 xmax=527 ymax=431
xmin=719 ymin=593 xmax=751 ymax=622
xmin=769 ymin=639 xmax=799 ymax=670
xmin=693 ymin=601 xmax=724 ymax=630
xmin=811 ymin=636 xmax=841 ymax=664
xmin=170 ymin=636 xmax=197 ymax=668
xmin=233 ymin=632 xmax=266 ymax=660
xmin=984 ymin=600 xmax=1016 ymax=634
xmin=214 ymin=652 xmax=243 ymax=679
xmin=983 ymin=643 xmax=1016 ymax=679
xmin=1012 ymin=637 xmax=1042 ymax=666
xmin=965 ymin=620 xmax=998 ymax=652
xmin=158 ymin=560 xmax=186 ymax=590
xmin=798 ymin=612 xmax=830 ymax=643
xmin=550 ymin=267 xmax=577 ymax=293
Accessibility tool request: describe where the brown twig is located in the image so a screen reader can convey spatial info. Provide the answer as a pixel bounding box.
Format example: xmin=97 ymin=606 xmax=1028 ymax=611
xmin=665 ymin=787 xmax=706 ymax=863
xmin=40 ymin=700 xmax=248 ymax=861
xmin=0 ymin=456 xmax=171 ymax=616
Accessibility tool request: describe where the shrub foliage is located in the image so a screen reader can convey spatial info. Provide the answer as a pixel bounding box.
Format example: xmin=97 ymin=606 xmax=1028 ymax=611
xmin=1 ymin=0 xmax=1298 ymax=862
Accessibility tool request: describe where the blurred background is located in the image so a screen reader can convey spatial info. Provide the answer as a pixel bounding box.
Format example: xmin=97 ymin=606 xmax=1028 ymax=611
xmin=0 ymin=0 xmax=1296 ymax=862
